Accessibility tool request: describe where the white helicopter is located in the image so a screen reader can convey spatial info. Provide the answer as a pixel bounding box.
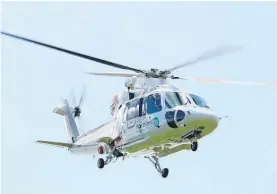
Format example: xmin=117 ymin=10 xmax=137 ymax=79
xmin=2 ymin=31 xmax=276 ymax=178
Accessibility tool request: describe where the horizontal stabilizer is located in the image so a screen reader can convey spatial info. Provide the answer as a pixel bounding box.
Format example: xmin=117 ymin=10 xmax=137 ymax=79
xmin=36 ymin=140 xmax=73 ymax=148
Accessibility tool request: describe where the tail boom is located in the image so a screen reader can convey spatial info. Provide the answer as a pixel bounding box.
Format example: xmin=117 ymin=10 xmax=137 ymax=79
xmin=53 ymin=99 xmax=80 ymax=143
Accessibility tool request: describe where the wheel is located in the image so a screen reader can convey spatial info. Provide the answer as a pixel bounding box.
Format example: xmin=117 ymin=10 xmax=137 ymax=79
xmin=161 ymin=168 xmax=169 ymax=178
xmin=191 ymin=141 xmax=198 ymax=151
xmin=97 ymin=158 xmax=105 ymax=169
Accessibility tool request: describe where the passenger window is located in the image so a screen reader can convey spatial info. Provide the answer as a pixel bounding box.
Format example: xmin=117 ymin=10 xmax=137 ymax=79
xmin=147 ymin=93 xmax=162 ymax=114
xmin=127 ymin=99 xmax=139 ymax=120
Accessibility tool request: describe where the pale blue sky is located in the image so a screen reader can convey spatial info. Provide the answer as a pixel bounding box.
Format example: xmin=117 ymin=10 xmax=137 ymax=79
xmin=2 ymin=2 xmax=277 ymax=194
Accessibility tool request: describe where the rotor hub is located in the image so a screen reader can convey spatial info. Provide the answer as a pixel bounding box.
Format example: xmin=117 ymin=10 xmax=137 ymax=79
xmin=74 ymin=107 xmax=81 ymax=118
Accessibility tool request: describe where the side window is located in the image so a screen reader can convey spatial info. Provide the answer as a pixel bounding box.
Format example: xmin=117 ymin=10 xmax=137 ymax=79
xmin=147 ymin=93 xmax=162 ymax=114
xmin=127 ymin=99 xmax=139 ymax=120
xmin=164 ymin=92 xmax=189 ymax=109
xmin=189 ymin=94 xmax=210 ymax=108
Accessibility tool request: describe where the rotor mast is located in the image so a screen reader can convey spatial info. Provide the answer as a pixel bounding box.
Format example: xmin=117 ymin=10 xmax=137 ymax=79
xmin=125 ymin=76 xmax=169 ymax=91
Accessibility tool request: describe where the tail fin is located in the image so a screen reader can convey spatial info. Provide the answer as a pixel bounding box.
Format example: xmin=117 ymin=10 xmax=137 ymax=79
xmin=53 ymin=99 xmax=79 ymax=143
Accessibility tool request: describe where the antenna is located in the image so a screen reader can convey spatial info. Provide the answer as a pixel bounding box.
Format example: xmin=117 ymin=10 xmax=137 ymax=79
xmin=77 ymin=125 xmax=87 ymax=137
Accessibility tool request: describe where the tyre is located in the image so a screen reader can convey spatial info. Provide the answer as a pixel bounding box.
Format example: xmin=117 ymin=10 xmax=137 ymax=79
xmin=161 ymin=168 xmax=169 ymax=178
xmin=191 ymin=141 xmax=198 ymax=151
xmin=97 ymin=158 xmax=105 ymax=169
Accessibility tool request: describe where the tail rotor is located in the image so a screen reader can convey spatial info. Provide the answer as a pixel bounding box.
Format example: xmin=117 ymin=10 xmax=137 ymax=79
xmin=71 ymin=85 xmax=86 ymax=119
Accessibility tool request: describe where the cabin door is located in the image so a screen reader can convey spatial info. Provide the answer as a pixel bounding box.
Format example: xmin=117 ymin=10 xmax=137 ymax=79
xmin=124 ymin=99 xmax=139 ymax=143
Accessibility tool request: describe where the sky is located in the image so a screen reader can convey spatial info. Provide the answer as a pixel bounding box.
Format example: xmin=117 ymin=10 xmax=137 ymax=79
xmin=1 ymin=1 xmax=277 ymax=194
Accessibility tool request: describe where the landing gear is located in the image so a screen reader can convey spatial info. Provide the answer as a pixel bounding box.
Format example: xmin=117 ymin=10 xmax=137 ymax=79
xmin=190 ymin=132 xmax=198 ymax=151
xmin=145 ymin=156 xmax=169 ymax=178
xmin=97 ymin=158 xmax=105 ymax=169
xmin=97 ymin=146 xmax=125 ymax=169
xmin=182 ymin=130 xmax=200 ymax=152
xmin=97 ymin=155 xmax=113 ymax=169
xmin=161 ymin=168 xmax=169 ymax=178
xmin=97 ymin=154 xmax=113 ymax=169
xmin=191 ymin=141 xmax=198 ymax=151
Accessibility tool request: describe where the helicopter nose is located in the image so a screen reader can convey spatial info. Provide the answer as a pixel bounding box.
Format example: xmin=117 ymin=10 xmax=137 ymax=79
xmin=190 ymin=108 xmax=219 ymax=129
xmin=173 ymin=108 xmax=218 ymax=130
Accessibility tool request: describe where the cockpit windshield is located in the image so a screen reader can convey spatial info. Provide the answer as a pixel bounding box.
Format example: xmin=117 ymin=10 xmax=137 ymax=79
xmin=165 ymin=92 xmax=185 ymax=109
xmin=189 ymin=94 xmax=209 ymax=108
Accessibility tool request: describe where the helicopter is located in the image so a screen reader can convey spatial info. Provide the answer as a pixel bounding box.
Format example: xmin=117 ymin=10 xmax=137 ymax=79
xmin=2 ymin=31 xmax=277 ymax=178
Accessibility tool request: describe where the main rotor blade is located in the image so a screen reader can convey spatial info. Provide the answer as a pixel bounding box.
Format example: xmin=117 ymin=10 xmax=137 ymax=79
xmin=172 ymin=76 xmax=277 ymax=88
xmin=165 ymin=45 xmax=242 ymax=72
xmin=84 ymin=71 xmax=143 ymax=77
xmin=1 ymin=31 xmax=145 ymax=73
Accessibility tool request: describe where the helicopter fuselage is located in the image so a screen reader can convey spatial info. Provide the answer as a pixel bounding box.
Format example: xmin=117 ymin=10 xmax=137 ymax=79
xmin=71 ymin=86 xmax=219 ymax=157
xmin=119 ymin=105 xmax=218 ymax=154
xmin=116 ymin=88 xmax=219 ymax=155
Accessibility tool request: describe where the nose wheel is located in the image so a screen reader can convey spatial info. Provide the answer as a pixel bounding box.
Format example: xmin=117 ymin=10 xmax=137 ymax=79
xmin=191 ymin=141 xmax=198 ymax=151
xmin=182 ymin=130 xmax=200 ymax=152
xmin=145 ymin=156 xmax=169 ymax=178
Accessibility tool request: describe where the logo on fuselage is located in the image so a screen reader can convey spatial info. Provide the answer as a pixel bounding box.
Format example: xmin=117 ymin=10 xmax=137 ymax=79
xmin=136 ymin=116 xmax=160 ymax=132
xmin=152 ymin=117 xmax=159 ymax=127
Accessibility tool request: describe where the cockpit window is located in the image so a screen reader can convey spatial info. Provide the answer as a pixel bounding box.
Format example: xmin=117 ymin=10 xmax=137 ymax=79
xmin=189 ymin=94 xmax=209 ymax=108
xmin=165 ymin=92 xmax=185 ymax=109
